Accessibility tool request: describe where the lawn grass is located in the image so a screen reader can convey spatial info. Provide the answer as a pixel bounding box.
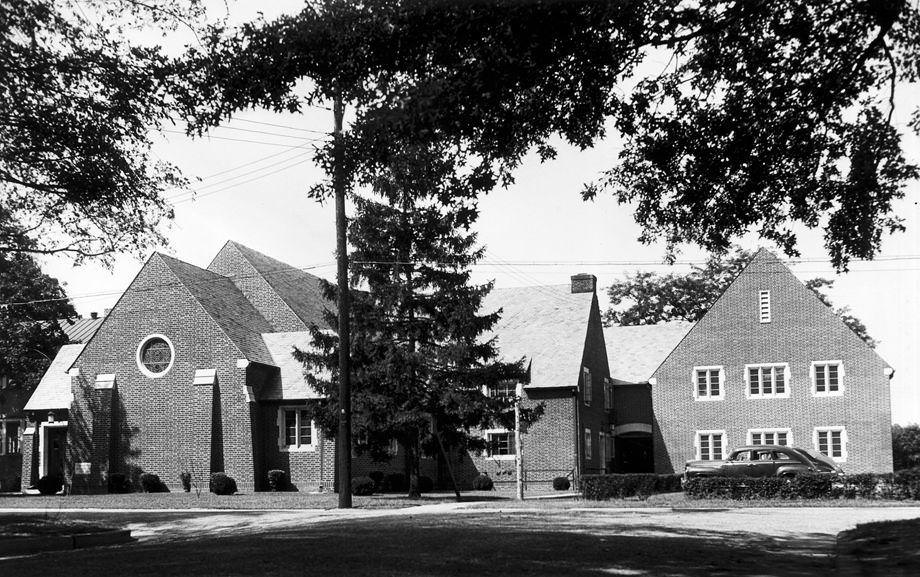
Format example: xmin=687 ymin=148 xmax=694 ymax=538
xmin=0 ymin=514 xmax=116 ymax=537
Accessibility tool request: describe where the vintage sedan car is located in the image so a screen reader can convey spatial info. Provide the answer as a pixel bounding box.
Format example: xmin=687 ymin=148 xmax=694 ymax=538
xmin=684 ymin=445 xmax=844 ymax=479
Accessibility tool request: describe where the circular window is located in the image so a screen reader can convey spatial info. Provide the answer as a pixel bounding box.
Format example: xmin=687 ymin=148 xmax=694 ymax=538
xmin=136 ymin=334 xmax=175 ymax=378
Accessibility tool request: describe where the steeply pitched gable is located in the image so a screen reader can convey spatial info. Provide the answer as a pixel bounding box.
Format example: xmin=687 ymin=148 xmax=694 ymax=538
xmin=604 ymin=322 xmax=693 ymax=383
xmin=157 ymin=254 xmax=275 ymax=365
xmin=481 ymin=284 xmax=597 ymax=389
xmin=207 ymin=241 xmax=333 ymax=332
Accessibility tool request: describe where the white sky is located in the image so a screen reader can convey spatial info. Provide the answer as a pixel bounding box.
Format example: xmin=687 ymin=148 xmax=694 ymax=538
xmin=38 ymin=1 xmax=920 ymax=424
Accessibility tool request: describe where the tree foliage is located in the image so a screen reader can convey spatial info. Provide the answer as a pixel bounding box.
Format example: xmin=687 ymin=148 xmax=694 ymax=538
xmin=180 ymin=0 xmax=920 ymax=269
xmin=0 ymin=1 xmax=202 ymax=263
xmin=604 ymin=247 xmax=877 ymax=347
xmin=295 ymin=141 xmax=539 ymax=497
xmin=0 ymin=250 xmax=75 ymax=393
xmin=892 ymin=424 xmax=920 ymax=471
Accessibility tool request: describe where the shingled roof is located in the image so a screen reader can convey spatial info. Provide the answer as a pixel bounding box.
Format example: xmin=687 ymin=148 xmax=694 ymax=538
xmin=481 ymin=284 xmax=596 ymax=389
xmin=158 ymin=254 xmax=275 ymax=365
xmin=604 ymin=322 xmax=693 ymax=383
xmin=58 ymin=316 xmax=103 ymax=343
xmin=222 ymin=241 xmax=333 ymax=330
xmin=25 ymin=344 xmax=84 ymax=411
xmin=260 ymin=331 xmax=325 ymax=400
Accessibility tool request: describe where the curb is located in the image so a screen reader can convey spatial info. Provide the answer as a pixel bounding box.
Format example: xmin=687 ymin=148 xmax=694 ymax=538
xmin=0 ymin=529 xmax=133 ymax=557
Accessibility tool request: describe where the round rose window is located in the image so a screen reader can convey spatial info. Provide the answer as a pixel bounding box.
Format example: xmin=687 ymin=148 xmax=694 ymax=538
xmin=137 ymin=335 xmax=174 ymax=377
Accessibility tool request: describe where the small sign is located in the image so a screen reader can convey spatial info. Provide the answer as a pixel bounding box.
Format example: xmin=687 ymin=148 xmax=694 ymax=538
xmin=75 ymin=462 xmax=91 ymax=475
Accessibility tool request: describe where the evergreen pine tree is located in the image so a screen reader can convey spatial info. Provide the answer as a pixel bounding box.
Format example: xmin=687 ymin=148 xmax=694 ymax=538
xmin=297 ymin=141 xmax=539 ymax=498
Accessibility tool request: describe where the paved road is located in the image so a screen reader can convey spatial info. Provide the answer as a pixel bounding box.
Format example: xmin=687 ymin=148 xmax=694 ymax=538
xmin=2 ymin=505 xmax=918 ymax=576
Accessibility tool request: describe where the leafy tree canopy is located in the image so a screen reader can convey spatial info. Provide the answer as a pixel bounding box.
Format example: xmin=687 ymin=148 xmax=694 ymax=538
xmin=604 ymin=247 xmax=877 ymax=347
xmin=892 ymin=424 xmax=920 ymax=471
xmin=0 ymin=249 xmax=76 ymax=393
xmin=180 ymin=0 xmax=920 ymax=269
xmin=0 ymin=0 xmax=202 ymax=263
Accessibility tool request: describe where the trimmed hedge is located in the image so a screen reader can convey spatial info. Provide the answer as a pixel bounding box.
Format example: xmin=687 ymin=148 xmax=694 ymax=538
xmin=140 ymin=473 xmax=169 ymax=493
xmin=553 ymin=476 xmax=571 ymax=491
xmin=582 ymin=474 xmax=683 ymax=500
xmin=472 ymin=474 xmax=494 ymax=491
xmin=352 ymin=476 xmax=376 ymax=496
xmin=108 ymin=473 xmax=132 ymax=494
xmin=179 ymin=472 xmax=192 ymax=492
xmin=384 ymin=473 xmax=407 ymax=492
xmin=209 ymin=472 xmax=238 ymax=495
xmin=267 ymin=469 xmax=288 ymax=492
xmin=684 ymin=470 xmax=920 ymax=500
xmin=37 ymin=475 xmax=63 ymax=496
xmin=418 ymin=475 xmax=434 ymax=493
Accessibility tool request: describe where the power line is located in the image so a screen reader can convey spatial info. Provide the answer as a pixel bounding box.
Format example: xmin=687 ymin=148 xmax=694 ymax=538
xmin=167 ymin=151 xmax=312 ymax=202
xmin=212 ymin=124 xmax=329 ymax=140
xmin=229 ymin=117 xmax=331 ymax=136
xmin=160 ymin=129 xmax=331 ymax=148
xmin=173 ymin=156 xmax=315 ymax=204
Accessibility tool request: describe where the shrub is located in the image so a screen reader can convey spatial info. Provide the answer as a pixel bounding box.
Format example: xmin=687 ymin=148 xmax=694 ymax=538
xmin=179 ymin=471 xmax=192 ymax=492
xmin=581 ymin=474 xmax=683 ymax=500
xmin=384 ymin=473 xmax=407 ymax=492
xmin=684 ymin=473 xmax=840 ymax=500
xmin=267 ymin=469 xmax=288 ymax=492
xmin=140 ymin=473 xmax=169 ymax=493
xmin=352 ymin=476 xmax=376 ymax=496
xmin=108 ymin=473 xmax=132 ymax=494
xmin=417 ymin=475 xmax=434 ymax=493
xmin=37 ymin=475 xmax=63 ymax=496
xmin=553 ymin=476 xmax=571 ymax=491
xmin=209 ymin=472 xmax=238 ymax=495
xmin=472 ymin=474 xmax=494 ymax=491
xmin=368 ymin=470 xmax=385 ymax=490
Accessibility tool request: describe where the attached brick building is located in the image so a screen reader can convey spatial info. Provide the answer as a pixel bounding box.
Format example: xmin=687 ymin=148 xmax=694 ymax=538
xmin=606 ymin=249 xmax=894 ymax=474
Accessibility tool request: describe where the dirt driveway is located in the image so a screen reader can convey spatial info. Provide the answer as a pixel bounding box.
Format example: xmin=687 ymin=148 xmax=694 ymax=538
xmin=2 ymin=505 xmax=919 ymax=576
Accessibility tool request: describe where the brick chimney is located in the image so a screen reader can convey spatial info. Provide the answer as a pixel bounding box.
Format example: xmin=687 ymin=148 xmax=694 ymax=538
xmin=90 ymin=311 xmax=98 ymax=319
xmin=570 ymin=273 xmax=596 ymax=294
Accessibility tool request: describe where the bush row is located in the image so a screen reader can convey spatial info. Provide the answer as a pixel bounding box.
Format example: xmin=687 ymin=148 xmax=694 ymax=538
xmin=581 ymin=473 xmax=683 ymax=500
xmin=684 ymin=470 xmax=920 ymax=500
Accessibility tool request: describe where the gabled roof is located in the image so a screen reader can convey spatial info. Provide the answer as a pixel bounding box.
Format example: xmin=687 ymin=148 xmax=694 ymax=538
xmin=481 ymin=284 xmax=595 ymax=389
xmin=604 ymin=322 xmax=693 ymax=383
xmin=158 ymin=254 xmax=275 ymax=365
xmin=218 ymin=241 xmax=333 ymax=330
xmin=25 ymin=344 xmax=84 ymax=411
xmin=58 ymin=317 xmax=104 ymax=343
xmin=260 ymin=331 xmax=325 ymax=400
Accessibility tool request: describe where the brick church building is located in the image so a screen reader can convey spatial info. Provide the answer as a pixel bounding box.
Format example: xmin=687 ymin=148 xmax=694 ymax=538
xmin=20 ymin=244 xmax=893 ymax=493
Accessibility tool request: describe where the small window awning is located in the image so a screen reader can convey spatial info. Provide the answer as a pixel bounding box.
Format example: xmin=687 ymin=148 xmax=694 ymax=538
xmin=193 ymin=368 xmax=217 ymax=386
xmin=94 ymin=373 xmax=116 ymax=389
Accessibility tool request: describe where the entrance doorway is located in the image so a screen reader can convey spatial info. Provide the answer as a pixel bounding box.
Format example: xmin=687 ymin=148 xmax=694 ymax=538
xmin=41 ymin=424 xmax=68 ymax=479
xmin=614 ymin=434 xmax=654 ymax=473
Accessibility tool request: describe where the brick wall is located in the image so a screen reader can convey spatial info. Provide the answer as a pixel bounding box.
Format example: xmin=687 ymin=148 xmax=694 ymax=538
xmin=652 ymin=251 xmax=893 ymax=474
xmin=68 ymin=255 xmax=261 ymax=493
xmin=578 ymin=292 xmax=613 ymax=475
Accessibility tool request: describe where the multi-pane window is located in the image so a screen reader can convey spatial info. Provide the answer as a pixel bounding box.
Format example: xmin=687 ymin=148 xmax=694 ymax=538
xmin=282 ymin=408 xmax=313 ymax=449
xmin=815 ymin=427 xmax=846 ymax=461
xmin=604 ymin=378 xmax=613 ymax=410
xmin=694 ymin=366 xmax=723 ymax=400
xmin=813 ymin=362 xmax=843 ymax=396
xmin=747 ymin=364 xmax=789 ymax=398
xmin=696 ymin=431 xmax=725 ymax=461
xmin=583 ymin=367 xmax=592 ymax=406
xmin=759 ymin=290 xmax=771 ymax=323
xmin=487 ymin=431 xmax=515 ymax=458
xmin=1 ymin=420 xmax=20 ymax=455
xmin=488 ymin=380 xmax=516 ymax=399
xmin=584 ymin=428 xmax=593 ymax=459
xmin=749 ymin=428 xmax=791 ymax=446
xmin=140 ymin=338 xmax=172 ymax=374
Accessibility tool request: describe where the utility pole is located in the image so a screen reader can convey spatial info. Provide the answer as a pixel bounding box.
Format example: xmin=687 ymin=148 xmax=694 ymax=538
xmin=515 ymin=382 xmax=524 ymax=501
xmin=333 ymin=89 xmax=352 ymax=509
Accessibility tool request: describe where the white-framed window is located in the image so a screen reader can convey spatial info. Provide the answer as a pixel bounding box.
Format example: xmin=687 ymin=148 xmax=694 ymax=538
xmin=484 ymin=429 xmax=515 ymax=460
xmin=759 ymin=290 xmax=771 ymax=323
xmin=0 ymin=419 xmax=21 ymax=455
xmin=584 ymin=427 xmax=593 ymax=460
xmin=599 ymin=430 xmax=607 ymax=470
xmin=695 ymin=430 xmax=726 ymax=461
xmin=745 ymin=363 xmax=790 ymax=398
xmin=748 ymin=428 xmax=792 ymax=446
xmin=487 ymin=380 xmax=516 ymax=399
xmin=277 ymin=407 xmax=316 ymax=452
xmin=814 ymin=427 xmax=847 ymax=462
xmin=135 ymin=333 xmax=175 ymax=378
xmin=604 ymin=377 xmax=613 ymax=410
xmin=582 ymin=367 xmax=592 ymax=406
xmin=812 ymin=361 xmax=844 ymax=396
xmin=692 ymin=366 xmax=724 ymax=401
